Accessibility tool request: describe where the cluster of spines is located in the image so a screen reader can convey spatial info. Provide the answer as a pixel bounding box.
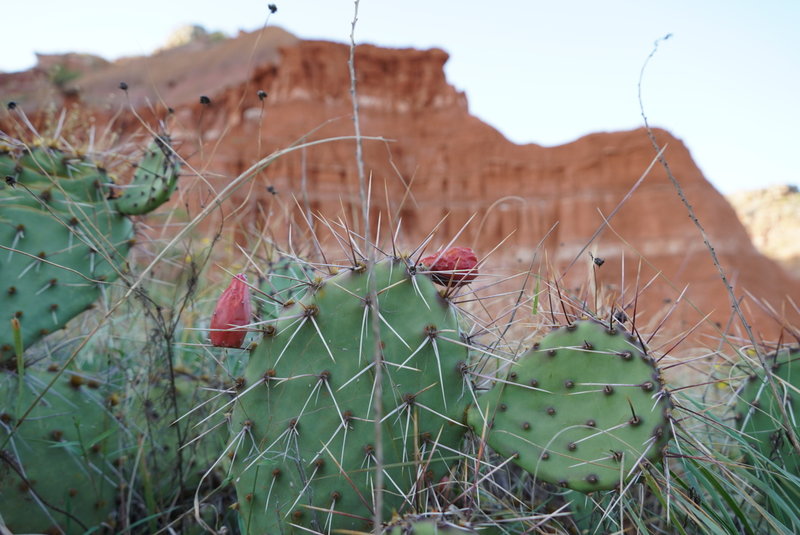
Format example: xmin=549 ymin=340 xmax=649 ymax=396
xmin=255 ymin=255 xmax=315 ymax=322
xmin=115 ymin=135 xmax=180 ymax=216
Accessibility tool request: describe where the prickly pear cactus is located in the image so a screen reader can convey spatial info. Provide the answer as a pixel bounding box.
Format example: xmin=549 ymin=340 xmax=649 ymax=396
xmin=229 ymin=258 xmax=472 ymax=534
xmin=0 ymin=368 xmax=122 ymax=534
xmin=467 ymin=319 xmax=672 ymax=492
xmin=563 ymin=488 xmax=614 ymax=533
xmin=736 ymin=346 xmax=800 ymax=473
xmin=115 ymin=135 xmax=180 ymax=215
xmin=0 ymin=136 xmax=179 ymax=362
xmin=256 ymin=255 xmax=314 ymax=322
xmin=123 ymin=370 xmax=229 ymax=507
xmin=385 ymin=518 xmax=479 ymax=535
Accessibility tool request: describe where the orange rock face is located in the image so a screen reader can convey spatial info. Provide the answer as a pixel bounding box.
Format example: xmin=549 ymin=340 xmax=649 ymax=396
xmin=2 ymin=29 xmax=797 ymax=343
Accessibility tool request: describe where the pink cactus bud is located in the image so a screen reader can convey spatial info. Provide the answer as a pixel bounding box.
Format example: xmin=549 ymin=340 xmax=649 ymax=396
xmin=209 ymin=273 xmax=252 ymax=348
xmin=420 ymin=246 xmax=479 ymax=287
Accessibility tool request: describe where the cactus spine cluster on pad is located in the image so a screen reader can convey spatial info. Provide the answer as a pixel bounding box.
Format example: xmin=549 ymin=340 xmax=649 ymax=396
xmin=0 ymin=368 xmax=122 ymax=534
xmin=467 ymin=318 xmax=672 ymax=492
xmin=0 ymin=135 xmax=180 ymax=362
xmin=256 ymin=255 xmax=315 ymax=322
xmin=114 ymin=135 xmax=180 ymax=216
xmin=228 ymin=257 xmax=472 ymax=534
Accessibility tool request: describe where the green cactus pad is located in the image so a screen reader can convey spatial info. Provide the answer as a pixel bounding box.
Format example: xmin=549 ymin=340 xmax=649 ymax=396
xmin=229 ymin=258 xmax=471 ymax=534
xmin=736 ymin=346 xmax=800 ymax=473
xmin=257 ymin=255 xmax=314 ymax=321
xmin=0 ymin=368 xmax=122 ymax=534
xmin=0 ymin=134 xmax=180 ymax=363
xmin=467 ymin=319 xmax=672 ymax=492
xmin=0 ymin=203 xmax=133 ymax=361
xmin=115 ymin=136 xmax=180 ymax=215
xmin=1 ymin=146 xmax=72 ymax=184
xmin=385 ymin=518 xmax=478 ymax=535
xmin=122 ymin=370 xmax=229 ymax=505
xmin=1 ymin=147 xmax=110 ymax=207
xmin=14 ymin=146 xmax=74 ymax=177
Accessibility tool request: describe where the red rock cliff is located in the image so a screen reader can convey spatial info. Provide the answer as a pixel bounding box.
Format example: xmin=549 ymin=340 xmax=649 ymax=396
xmin=2 ymin=29 xmax=797 ymax=342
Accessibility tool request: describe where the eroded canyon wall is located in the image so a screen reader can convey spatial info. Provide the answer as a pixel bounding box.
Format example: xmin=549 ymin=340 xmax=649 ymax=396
xmin=2 ymin=29 xmax=797 ymax=341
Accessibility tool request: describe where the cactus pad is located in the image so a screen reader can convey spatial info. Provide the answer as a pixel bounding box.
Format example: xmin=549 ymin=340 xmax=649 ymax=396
xmin=736 ymin=346 xmax=800 ymax=473
xmin=115 ymin=136 xmax=180 ymax=215
xmin=467 ymin=319 xmax=672 ymax=492
xmin=256 ymin=255 xmax=314 ymax=322
xmin=0 ymin=135 xmax=180 ymax=363
xmin=0 ymin=368 xmax=122 ymax=534
xmin=0 ymin=147 xmax=133 ymax=361
xmin=229 ymin=258 xmax=471 ymax=534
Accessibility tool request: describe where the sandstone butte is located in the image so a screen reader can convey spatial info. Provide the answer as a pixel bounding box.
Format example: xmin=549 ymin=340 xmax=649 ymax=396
xmin=2 ymin=26 xmax=798 ymax=346
xmin=727 ymin=185 xmax=800 ymax=278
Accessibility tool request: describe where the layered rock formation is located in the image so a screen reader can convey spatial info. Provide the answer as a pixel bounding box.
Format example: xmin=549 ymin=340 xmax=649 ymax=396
xmin=0 ymin=26 xmax=298 ymax=110
xmin=727 ymin=185 xmax=800 ymax=278
xmin=2 ymin=28 xmax=798 ymax=342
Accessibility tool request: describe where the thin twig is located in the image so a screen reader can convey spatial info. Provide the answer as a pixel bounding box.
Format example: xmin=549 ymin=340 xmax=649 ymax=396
xmin=638 ymin=33 xmax=800 ymax=457
xmin=348 ymin=1 xmax=384 ymax=532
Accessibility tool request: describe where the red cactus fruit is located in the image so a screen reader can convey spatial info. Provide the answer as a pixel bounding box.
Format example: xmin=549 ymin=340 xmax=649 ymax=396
xmin=420 ymin=246 xmax=479 ymax=287
xmin=210 ymin=273 xmax=252 ymax=348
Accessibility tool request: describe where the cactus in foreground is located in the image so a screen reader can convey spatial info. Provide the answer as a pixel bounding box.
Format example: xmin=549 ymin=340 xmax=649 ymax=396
xmin=123 ymin=370 xmax=230 ymax=515
xmin=0 ymin=136 xmax=180 ymax=362
xmin=0 ymin=367 xmax=122 ymax=534
xmin=467 ymin=318 xmax=672 ymax=492
xmin=736 ymin=346 xmax=800 ymax=472
xmin=385 ymin=518 xmax=479 ymax=535
xmin=114 ymin=135 xmax=180 ymax=215
xmin=228 ymin=257 xmax=472 ymax=534
xmin=256 ymin=255 xmax=314 ymax=322
xmin=735 ymin=345 xmax=800 ymax=527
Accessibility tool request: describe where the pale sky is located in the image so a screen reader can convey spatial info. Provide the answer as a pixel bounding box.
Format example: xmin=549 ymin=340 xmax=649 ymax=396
xmin=4 ymin=1 xmax=799 ymax=194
